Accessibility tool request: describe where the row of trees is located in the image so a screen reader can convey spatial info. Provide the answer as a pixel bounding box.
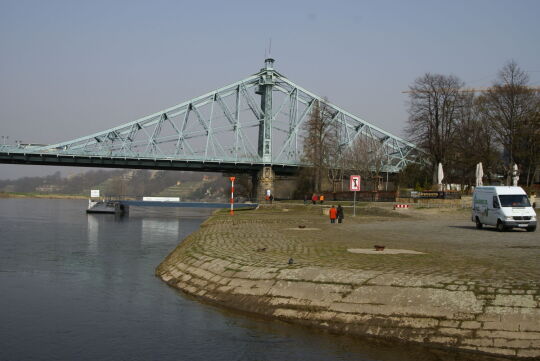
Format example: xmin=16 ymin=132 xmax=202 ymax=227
xmin=406 ymin=61 xmax=539 ymax=188
xmin=300 ymin=61 xmax=539 ymax=193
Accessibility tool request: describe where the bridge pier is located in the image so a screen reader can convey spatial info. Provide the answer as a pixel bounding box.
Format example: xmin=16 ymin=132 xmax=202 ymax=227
xmin=253 ymin=166 xmax=275 ymax=201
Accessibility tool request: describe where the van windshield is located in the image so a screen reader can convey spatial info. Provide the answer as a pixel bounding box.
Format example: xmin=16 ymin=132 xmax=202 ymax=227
xmin=498 ymin=195 xmax=531 ymax=207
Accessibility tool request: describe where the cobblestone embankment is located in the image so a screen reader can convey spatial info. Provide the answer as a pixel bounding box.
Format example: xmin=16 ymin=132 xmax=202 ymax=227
xmin=156 ymin=205 xmax=540 ymax=359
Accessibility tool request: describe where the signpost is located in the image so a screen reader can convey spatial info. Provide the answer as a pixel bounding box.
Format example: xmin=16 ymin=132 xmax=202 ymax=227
xmin=90 ymin=189 xmax=100 ymax=198
xmin=229 ymin=177 xmax=236 ymax=215
xmin=349 ymin=175 xmax=361 ymax=216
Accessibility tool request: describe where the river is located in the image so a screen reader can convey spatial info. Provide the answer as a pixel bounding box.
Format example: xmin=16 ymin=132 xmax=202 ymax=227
xmin=0 ymin=198 xmax=443 ymax=361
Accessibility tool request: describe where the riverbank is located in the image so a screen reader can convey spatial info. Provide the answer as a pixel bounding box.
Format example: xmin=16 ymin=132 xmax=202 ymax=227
xmin=0 ymin=192 xmax=87 ymax=199
xmin=156 ymin=204 xmax=540 ymax=360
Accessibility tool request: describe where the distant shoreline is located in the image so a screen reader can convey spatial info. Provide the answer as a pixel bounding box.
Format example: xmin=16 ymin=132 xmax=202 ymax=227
xmin=0 ymin=192 xmax=87 ymax=199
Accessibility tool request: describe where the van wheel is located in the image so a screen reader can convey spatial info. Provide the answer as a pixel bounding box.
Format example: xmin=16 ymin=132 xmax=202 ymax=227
xmin=526 ymin=225 xmax=536 ymax=232
xmin=496 ymin=220 xmax=505 ymax=232
xmin=475 ymin=217 xmax=483 ymax=229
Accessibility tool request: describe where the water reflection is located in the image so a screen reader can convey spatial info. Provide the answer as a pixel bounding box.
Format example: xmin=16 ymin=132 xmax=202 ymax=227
xmin=141 ymin=218 xmax=180 ymax=244
xmin=87 ymin=214 xmax=99 ymax=254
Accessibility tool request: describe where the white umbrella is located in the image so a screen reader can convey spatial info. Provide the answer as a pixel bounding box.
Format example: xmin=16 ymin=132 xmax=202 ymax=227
xmin=475 ymin=162 xmax=484 ymax=187
xmin=512 ymin=163 xmax=519 ymax=186
xmin=437 ymin=163 xmax=444 ymax=190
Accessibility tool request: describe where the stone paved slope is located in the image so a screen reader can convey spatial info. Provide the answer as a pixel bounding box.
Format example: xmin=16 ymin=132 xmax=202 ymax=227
xmin=156 ymin=205 xmax=540 ymax=359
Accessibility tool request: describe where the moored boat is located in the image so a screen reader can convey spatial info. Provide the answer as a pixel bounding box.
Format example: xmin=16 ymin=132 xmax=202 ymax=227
xmin=86 ymin=200 xmax=128 ymax=215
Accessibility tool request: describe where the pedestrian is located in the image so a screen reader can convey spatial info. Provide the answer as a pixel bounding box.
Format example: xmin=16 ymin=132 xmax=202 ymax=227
xmin=329 ymin=205 xmax=337 ymax=223
xmin=319 ymin=194 xmax=325 ymax=204
xmin=337 ymin=204 xmax=344 ymax=223
xmin=312 ymin=194 xmax=318 ymax=205
xmin=269 ymin=194 xmax=274 ymax=204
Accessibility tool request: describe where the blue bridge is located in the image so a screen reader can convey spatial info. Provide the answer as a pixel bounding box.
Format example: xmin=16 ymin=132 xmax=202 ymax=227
xmin=0 ymin=59 xmax=420 ymax=196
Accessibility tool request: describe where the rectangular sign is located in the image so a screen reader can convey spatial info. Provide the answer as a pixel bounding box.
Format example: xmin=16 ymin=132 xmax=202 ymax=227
xmin=350 ymin=175 xmax=361 ymax=191
xmin=90 ymin=189 xmax=100 ymax=198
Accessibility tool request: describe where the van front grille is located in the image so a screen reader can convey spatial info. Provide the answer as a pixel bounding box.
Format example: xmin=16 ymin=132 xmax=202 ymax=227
xmin=513 ymin=216 xmax=531 ymax=221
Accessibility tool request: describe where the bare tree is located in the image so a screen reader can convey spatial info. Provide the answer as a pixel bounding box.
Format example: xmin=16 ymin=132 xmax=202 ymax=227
xmin=343 ymin=136 xmax=387 ymax=190
xmin=450 ymin=94 xmax=500 ymax=188
xmin=447 ymin=92 xmax=477 ymax=187
xmin=327 ymin=167 xmax=344 ymax=193
xmin=327 ymin=126 xmax=348 ymax=192
xmin=302 ymin=99 xmax=338 ymax=192
xmin=516 ymin=103 xmax=540 ymax=186
xmin=406 ymin=73 xmax=465 ymax=184
xmin=477 ymin=61 xmax=538 ymax=185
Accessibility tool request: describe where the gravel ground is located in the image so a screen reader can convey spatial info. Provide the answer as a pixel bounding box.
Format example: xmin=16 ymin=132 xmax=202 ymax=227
xmin=201 ymin=204 xmax=539 ymax=291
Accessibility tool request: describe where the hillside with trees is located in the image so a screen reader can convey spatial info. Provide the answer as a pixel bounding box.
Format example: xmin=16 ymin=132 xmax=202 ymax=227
xmin=0 ymin=169 xmax=253 ymax=201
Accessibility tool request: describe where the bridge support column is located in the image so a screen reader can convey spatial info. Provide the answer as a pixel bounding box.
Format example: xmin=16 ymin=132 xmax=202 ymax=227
xmin=254 ymin=166 xmax=275 ymax=201
xmin=257 ymin=58 xmax=275 ymax=163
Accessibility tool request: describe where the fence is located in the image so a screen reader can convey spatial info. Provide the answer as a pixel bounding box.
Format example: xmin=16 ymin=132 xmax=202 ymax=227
xmin=396 ymin=196 xmax=472 ymax=209
xmin=322 ymin=191 xmax=398 ymax=202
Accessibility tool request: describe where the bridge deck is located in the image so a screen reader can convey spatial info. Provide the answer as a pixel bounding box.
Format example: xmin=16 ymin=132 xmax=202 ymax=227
xmin=0 ymin=151 xmax=300 ymax=175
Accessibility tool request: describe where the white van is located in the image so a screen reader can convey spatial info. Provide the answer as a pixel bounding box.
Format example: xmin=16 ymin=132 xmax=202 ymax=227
xmin=472 ymin=186 xmax=536 ymax=232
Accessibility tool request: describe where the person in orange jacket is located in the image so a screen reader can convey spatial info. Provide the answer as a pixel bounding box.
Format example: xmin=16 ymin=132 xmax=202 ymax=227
xmin=319 ymin=194 xmax=325 ymax=204
xmin=329 ymin=205 xmax=337 ymax=223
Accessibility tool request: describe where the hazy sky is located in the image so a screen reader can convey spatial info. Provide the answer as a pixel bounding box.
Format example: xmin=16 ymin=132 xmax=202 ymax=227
xmin=1 ymin=0 xmax=539 ymax=179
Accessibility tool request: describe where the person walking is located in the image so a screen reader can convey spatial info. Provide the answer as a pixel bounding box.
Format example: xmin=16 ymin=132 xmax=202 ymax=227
xmin=312 ymin=194 xmax=318 ymax=205
xmin=337 ymin=204 xmax=344 ymax=224
xmin=329 ymin=205 xmax=337 ymax=224
xmin=319 ymin=194 xmax=325 ymax=204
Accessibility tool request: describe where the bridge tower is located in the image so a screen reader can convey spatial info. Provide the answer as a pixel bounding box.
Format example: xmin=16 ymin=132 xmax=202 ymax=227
xmin=254 ymin=58 xmax=276 ymax=201
xmin=257 ymin=58 xmax=274 ymax=163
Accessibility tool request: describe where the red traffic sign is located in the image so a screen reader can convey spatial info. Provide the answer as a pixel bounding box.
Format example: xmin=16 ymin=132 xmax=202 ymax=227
xmin=350 ymin=175 xmax=361 ymax=191
xmin=229 ymin=177 xmax=236 ymax=182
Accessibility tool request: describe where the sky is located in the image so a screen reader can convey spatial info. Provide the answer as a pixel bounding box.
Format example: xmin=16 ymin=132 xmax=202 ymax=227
xmin=1 ymin=0 xmax=539 ymax=180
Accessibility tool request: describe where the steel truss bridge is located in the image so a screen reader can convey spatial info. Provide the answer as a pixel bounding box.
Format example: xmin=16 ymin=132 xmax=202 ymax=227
xmin=0 ymin=59 xmax=419 ymax=175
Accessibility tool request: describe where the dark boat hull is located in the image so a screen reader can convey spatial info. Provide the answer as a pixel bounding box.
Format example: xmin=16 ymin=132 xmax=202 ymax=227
xmin=86 ymin=201 xmax=128 ymax=215
xmin=86 ymin=209 xmax=116 ymax=214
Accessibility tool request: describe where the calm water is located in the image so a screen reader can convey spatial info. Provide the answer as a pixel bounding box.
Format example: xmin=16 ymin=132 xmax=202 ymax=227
xmin=0 ymin=198 xmax=444 ymax=361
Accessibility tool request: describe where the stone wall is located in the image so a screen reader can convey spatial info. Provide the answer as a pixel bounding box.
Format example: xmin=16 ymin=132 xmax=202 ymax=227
xmin=157 ymin=254 xmax=539 ymax=359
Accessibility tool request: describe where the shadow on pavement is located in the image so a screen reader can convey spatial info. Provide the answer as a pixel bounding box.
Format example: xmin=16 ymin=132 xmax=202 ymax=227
xmin=448 ymin=225 xmax=529 ymax=232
